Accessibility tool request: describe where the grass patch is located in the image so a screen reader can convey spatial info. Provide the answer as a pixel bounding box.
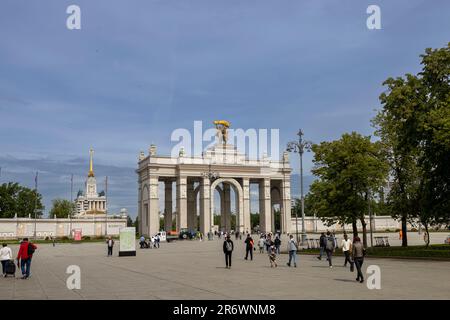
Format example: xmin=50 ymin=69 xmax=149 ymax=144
xmin=298 ymin=244 xmax=450 ymax=260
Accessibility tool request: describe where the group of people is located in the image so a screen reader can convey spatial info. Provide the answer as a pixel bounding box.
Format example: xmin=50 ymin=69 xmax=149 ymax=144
xmin=139 ymin=234 xmax=161 ymax=249
xmin=222 ymin=232 xmax=299 ymax=269
xmin=0 ymin=238 xmax=37 ymax=279
xmin=222 ymin=230 xmax=366 ymax=283
xmin=317 ymin=231 xmax=366 ymax=283
xmin=216 ymin=230 xmax=248 ymax=241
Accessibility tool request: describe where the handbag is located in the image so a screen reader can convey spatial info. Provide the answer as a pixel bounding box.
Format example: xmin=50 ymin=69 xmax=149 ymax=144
xmin=350 ymin=262 xmax=354 ymax=272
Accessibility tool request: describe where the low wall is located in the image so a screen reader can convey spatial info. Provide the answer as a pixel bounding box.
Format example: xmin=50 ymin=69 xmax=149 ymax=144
xmin=0 ymin=217 xmax=127 ymax=239
xmin=290 ymin=215 xmax=436 ymax=233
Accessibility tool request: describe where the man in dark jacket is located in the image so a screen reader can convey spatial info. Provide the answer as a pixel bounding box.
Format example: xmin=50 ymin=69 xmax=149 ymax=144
xmin=317 ymin=232 xmax=326 ymax=260
xmin=244 ymin=234 xmax=254 ymax=261
xmin=223 ymin=234 xmax=234 ymax=269
xmin=16 ymin=238 xmax=37 ymax=279
xmin=274 ymin=236 xmax=281 ymax=255
xmin=325 ymin=231 xmax=336 ymax=268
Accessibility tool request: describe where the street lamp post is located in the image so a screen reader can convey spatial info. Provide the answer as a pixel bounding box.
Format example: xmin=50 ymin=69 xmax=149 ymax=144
xmin=291 ymin=199 xmax=299 ymax=245
xmin=287 ymin=129 xmax=312 ymax=245
xmin=70 ymin=174 xmax=73 ymax=239
xmin=34 ymin=171 xmax=38 ymax=241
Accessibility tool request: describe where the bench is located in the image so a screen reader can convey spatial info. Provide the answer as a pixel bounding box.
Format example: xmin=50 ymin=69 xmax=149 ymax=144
xmin=374 ymin=236 xmax=390 ymax=247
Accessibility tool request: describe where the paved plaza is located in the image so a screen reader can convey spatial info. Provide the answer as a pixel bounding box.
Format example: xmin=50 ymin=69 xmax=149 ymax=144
xmin=1 ymin=234 xmax=449 ymax=300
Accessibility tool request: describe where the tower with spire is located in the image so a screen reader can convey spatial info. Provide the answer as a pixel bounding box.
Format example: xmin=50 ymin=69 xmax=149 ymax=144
xmin=74 ymin=148 xmax=107 ymax=217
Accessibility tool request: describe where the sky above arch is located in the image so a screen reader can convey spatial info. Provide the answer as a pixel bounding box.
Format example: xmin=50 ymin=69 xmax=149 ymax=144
xmin=1 ymin=0 xmax=449 ymax=218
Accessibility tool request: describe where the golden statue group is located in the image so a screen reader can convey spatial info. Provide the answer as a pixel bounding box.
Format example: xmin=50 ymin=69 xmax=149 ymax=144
xmin=214 ymin=120 xmax=230 ymax=145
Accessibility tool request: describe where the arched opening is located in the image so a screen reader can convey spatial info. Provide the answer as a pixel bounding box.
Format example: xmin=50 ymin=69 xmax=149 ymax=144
xmin=213 ymin=183 xmax=239 ymax=233
xmin=210 ymin=178 xmax=244 ymax=234
xmin=271 ymin=187 xmax=282 ymax=233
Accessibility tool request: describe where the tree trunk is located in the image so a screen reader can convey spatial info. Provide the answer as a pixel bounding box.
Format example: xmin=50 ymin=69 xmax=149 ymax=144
xmin=360 ymin=217 xmax=368 ymax=248
xmin=401 ymin=215 xmax=408 ymax=247
xmin=352 ymin=218 xmax=358 ymax=238
xmin=424 ymin=224 xmax=430 ymax=248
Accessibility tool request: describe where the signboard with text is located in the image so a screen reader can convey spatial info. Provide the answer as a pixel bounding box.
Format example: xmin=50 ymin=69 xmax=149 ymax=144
xmin=74 ymin=229 xmax=82 ymax=241
xmin=119 ymin=227 xmax=136 ymax=256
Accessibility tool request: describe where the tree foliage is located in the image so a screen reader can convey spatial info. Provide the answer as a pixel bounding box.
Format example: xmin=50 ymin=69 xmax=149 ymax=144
xmin=49 ymin=198 xmax=76 ymax=218
xmin=373 ymin=43 xmax=450 ymax=246
xmin=0 ymin=182 xmax=44 ymax=218
xmin=308 ymin=132 xmax=388 ymax=247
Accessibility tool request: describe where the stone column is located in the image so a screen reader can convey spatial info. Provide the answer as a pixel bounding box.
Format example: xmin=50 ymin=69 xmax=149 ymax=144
xmin=164 ymin=180 xmax=173 ymax=232
xmin=218 ymin=186 xmax=225 ymax=231
xmin=138 ymin=185 xmax=142 ymax=235
xmin=242 ymin=178 xmax=251 ymax=233
xmin=271 ymin=205 xmax=275 ymax=232
xmin=187 ymin=181 xmax=196 ymax=231
xmin=281 ymin=176 xmax=291 ymax=234
xmin=223 ymin=184 xmax=231 ymax=232
xmin=176 ymin=176 xmax=188 ymax=232
xmin=148 ymin=175 xmax=160 ymax=236
xmin=259 ymin=178 xmax=272 ymax=233
xmin=199 ymin=177 xmax=211 ymax=235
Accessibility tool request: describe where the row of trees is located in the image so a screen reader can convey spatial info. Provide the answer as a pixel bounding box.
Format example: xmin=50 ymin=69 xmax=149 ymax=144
xmin=0 ymin=182 xmax=112 ymax=219
xmin=305 ymin=43 xmax=450 ymax=247
xmin=0 ymin=182 xmax=44 ymax=218
xmin=0 ymin=182 xmax=79 ymax=219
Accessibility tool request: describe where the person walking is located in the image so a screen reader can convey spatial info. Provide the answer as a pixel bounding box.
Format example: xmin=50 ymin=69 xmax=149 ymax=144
xmin=352 ymin=236 xmax=366 ymax=283
xmin=325 ymin=231 xmax=335 ymax=268
xmin=223 ymin=234 xmax=234 ymax=269
xmin=258 ymin=237 xmax=265 ymax=253
xmin=269 ymin=245 xmax=277 ymax=268
xmin=341 ymin=233 xmax=353 ymax=267
xmin=286 ymin=235 xmax=298 ymax=268
xmin=155 ymin=234 xmax=161 ymax=248
xmin=332 ymin=232 xmax=338 ymax=248
xmin=106 ymin=236 xmax=115 ymax=256
xmin=16 ymin=238 xmax=37 ymax=279
xmin=139 ymin=235 xmax=146 ymax=249
xmin=0 ymin=243 xmax=13 ymax=277
xmin=274 ymin=235 xmax=281 ymax=255
xmin=244 ymin=234 xmax=254 ymax=261
xmin=317 ymin=232 xmax=326 ymax=260
xmin=265 ymin=234 xmax=274 ymax=253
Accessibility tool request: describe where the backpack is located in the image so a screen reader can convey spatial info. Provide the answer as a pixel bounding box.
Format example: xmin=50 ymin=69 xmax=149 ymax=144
xmin=225 ymin=241 xmax=233 ymax=252
xmin=27 ymin=243 xmax=35 ymax=256
xmin=326 ymin=237 xmax=334 ymax=251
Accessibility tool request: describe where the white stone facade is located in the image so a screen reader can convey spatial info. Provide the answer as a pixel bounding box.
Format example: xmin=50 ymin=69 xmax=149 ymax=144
xmin=75 ymin=150 xmax=107 ymax=217
xmin=137 ymin=143 xmax=292 ymax=237
xmin=0 ymin=217 xmax=127 ymax=240
xmin=290 ymin=215 xmax=433 ymax=233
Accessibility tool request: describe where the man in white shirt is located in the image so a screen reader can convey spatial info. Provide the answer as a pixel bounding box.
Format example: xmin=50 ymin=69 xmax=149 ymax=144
xmin=341 ymin=233 xmax=353 ymax=268
xmin=0 ymin=243 xmax=13 ymax=277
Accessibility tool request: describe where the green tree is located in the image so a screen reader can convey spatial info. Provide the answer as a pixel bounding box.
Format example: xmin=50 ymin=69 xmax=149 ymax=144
xmin=250 ymin=213 xmax=260 ymax=230
xmin=0 ymin=182 xmax=44 ymax=218
xmin=126 ymin=216 xmax=133 ymax=227
xmin=373 ymin=43 xmax=450 ymax=246
xmin=134 ymin=216 xmax=139 ymax=232
xmin=49 ymin=199 xmax=76 ymax=218
xmin=308 ymin=132 xmax=388 ymax=247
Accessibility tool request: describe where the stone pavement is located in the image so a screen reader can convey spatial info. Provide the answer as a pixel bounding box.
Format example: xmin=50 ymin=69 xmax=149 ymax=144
xmin=0 ymin=237 xmax=449 ymax=300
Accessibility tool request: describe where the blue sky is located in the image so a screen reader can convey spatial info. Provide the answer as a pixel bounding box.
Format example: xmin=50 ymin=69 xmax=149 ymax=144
xmin=1 ymin=0 xmax=449 ymax=218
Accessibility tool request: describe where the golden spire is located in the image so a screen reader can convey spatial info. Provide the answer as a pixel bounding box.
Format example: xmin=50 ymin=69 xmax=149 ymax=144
xmin=88 ymin=148 xmax=95 ymax=177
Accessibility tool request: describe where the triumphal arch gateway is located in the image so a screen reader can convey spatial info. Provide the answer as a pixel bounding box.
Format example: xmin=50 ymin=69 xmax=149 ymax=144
xmin=137 ymin=121 xmax=292 ymax=237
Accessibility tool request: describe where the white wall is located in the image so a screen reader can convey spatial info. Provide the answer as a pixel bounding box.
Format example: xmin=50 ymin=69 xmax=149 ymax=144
xmin=290 ymin=216 xmax=434 ymax=233
xmin=0 ymin=217 xmax=127 ymax=239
